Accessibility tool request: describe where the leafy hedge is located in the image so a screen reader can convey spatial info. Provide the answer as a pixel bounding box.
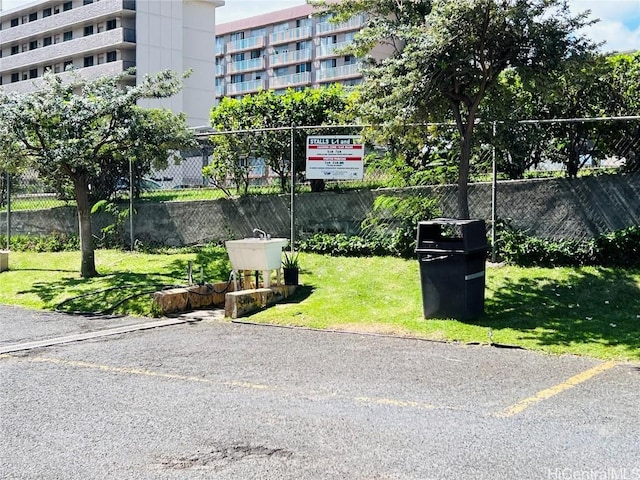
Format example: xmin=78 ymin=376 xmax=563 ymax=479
xmin=299 ymin=223 xmax=640 ymax=269
xmin=496 ymin=222 xmax=640 ymax=268
xmin=0 ymin=232 xmax=79 ymax=252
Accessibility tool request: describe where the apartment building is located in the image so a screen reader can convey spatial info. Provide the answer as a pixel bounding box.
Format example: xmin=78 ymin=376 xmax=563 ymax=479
xmin=0 ymin=0 xmax=224 ymax=126
xmin=215 ymin=4 xmax=387 ymax=99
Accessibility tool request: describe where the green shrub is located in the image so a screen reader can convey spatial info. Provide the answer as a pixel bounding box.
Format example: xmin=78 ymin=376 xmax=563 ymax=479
xmin=496 ymin=221 xmax=640 ymax=268
xmin=0 ymin=232 xmax=79 ymax=252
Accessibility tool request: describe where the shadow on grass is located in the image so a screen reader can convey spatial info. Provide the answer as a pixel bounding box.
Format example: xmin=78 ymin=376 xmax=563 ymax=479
xmin=478 ymin=268 xmax=640 ymax=357
xmin=19 ymin=248 xmax=234 ymax=316
xmin=277 ymin=285 xmax=315 ymax=304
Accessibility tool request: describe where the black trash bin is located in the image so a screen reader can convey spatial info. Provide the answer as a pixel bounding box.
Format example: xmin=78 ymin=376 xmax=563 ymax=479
xmin=415 ymin=218 xmax=488 ymax=320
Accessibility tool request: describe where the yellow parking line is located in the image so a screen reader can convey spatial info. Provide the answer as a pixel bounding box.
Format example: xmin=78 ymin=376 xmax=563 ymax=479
xmin=3 ymin=354 xmax=273 ymax=391
xmin=497 ymin=361 xmax=618 ymax=418
xmin=3 ymin=354 xmax=451 ymax=411
xmin=354 ymin=396 xmax=437 ymax=410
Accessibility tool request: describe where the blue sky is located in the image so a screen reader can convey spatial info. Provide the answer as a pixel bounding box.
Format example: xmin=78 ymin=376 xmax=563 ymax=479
xmin=2 ymin=0 xmax=639 ymax=52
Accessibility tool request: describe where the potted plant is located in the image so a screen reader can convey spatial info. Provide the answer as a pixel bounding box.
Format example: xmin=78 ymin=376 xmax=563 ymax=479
xmin=282 ymin=250 xmax=300 ymax=286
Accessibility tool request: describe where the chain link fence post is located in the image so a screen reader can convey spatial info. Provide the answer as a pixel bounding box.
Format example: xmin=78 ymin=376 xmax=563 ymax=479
xmin=6 ymin=172 xmax=11 ymax=250
xmin=290 ymin=124 xmax=296 ymax=250
xmin=491 ymin=121 xmax=497 ymax=262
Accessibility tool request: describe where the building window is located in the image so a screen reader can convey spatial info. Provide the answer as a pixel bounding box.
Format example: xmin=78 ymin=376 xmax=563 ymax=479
xmin=232 ymin=53 xmax=245 ymax=62
xmin=29 ymin=68 xmax=38 ymax=79
xmin=11 ymin=45 xmax=19 ymax=55
xmin=10 ymin=18 xmax=19 ymax=27
xmin=22 ymin=73 xmax=28 ymax=81
xmin=29 ymin=40 xmax=38 ymax=50
xmin=250 ymin=49 xmax=261 ymax=59
xmin=274 ymin=67 xmax=289 ymax=77
xmin=230 ymin=74 xmax=244 ymax=84
xmin=44 ymin=65 xmax=52 ymax=73
xmin=43 ymin=7 xmax=52 ymax=17
xmin=97 ymin=53 xmax=104 ymax=64
xmin=230 ymin=31 xmax=244 ymax=41
xmin=83 ymin=0 xmax=93 ymax=4
xmin=29 ymin=12 xmax=38 ymax=22
xmin=63 ymin=2 xmax=73 ymax=11
xmin=53 ymin=6 xmax=60 ymax=14
xmin=43 ymin=36 xmax=52 ymax=47
xmin=106 ymin=50 xmax=117 ymax=62
xmin=63 ymin=31 xmax=72 ymax=41
xmin=296 ymin=62 xmax=312 ymax=73
xmin=11 ymin=73 xmax=19 ymax=83
xmin=106 ymin=19 xmax=116 ymax=30
xmin=64 ymin=60 xmax=73 ymax=70
xmin=84 ymin=25 xmax=93 ymax=36
xmin=322 ymin=59 xmax=337 ymax=69
xmin=83 ymin=56 xmax=94 ymax=67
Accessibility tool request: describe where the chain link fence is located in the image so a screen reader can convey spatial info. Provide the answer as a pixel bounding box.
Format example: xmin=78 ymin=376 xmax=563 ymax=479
xmin=1 ymin=117 xmax=639 ymax=251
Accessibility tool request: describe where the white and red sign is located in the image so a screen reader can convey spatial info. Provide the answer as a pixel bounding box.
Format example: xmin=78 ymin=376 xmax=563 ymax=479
xmin=306 ymin=135 xmax=364 ymax=180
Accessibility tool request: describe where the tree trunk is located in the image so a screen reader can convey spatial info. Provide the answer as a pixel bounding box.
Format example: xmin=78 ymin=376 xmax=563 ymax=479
xmin=73 ymin=173 xmax=98 ymax=278
xmin=458 ymin=133 xmax=471 ymax=220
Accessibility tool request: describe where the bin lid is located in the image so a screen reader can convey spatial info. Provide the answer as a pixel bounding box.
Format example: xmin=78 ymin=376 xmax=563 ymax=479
xmin=416 ymin=218 xmax=487 ymax=253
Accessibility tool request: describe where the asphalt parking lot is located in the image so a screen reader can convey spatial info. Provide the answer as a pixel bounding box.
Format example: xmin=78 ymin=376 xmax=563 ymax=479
xmin=1 ymin=305 xmax=639 ymax=480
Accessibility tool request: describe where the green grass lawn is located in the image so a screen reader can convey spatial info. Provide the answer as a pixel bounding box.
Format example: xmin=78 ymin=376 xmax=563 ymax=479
xmin=1 ymin=249 xmax=638 ymax=361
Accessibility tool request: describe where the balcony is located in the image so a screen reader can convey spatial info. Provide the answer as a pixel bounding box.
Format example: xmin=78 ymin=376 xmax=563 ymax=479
xmin=215 ymin=44 xmax=225 ymax=56
xmin=269 ymin=26 xmax=312 ymax=45
xmin=1 ymin=0 xmax=135 ymax=44
xmin=215 ymin=84 xmax=225 ymax=97
xmin=226 ymin=78 xmax=266 ymax=95
xmin=1 ymin=28 xmax=136 ymax=72
xmin=316 ymin=40 xmax=352 ymax=59
xmin=269 ymin=49 xmax=312 ymax=68
xmin=316 ymin=63 xmax=360 ymax=83
xmin=269 ymin=71 xmax=311 ymax=89
xmin=228 ymin=57 xmax=265 ymax=74
xmin=1 ymin=60 xmax=134 ymax=94
xmin=227 ymin=35 xmax=265 ymax=54
xmin=316 ymin=15 xmax=364 ymax=35
xmin=215 ymin=64 xmax=224 ymax=76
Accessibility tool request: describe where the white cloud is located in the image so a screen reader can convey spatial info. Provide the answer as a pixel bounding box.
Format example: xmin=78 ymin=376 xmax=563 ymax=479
xmin=569 ymin=0 xmax=640 ymax=52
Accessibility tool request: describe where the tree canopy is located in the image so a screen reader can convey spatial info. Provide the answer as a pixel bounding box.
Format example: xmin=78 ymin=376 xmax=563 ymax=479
xmin=207 ymin=85 xmax=356 ymax=194
xmin=0 ymin=69 xmax=195 ymax=277
xmin=314 ymin=0 xmax=597 ymax=217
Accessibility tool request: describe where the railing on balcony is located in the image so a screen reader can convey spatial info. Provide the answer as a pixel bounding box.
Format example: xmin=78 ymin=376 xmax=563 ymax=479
xmin=216 ymin=44 xmax=225 ymax=56
xmin=316 ymin=15 xmax=364 ymax=35
xmin=227 ymin=35 xmax=265 ymax=53
xmin=269 ymin=49 xmax=312 ymax=67
xmin=228 ymin=57 xmax=265 ymax=74
xmin=226 ymin=78 xmax=265 ymax=95
xmin=316 ymin=40 xmax=352 ymax=58
xmin=269 ymin=25 xmax=312 ymax=45
xmin=269 ymin=71 xmax=311 ymax=89
xmin=215 ymin=64 xmax=224 ymax=76
xmin=216 ymin=85 xmax=225 ymax=97
xmin=316 ymin=63 xmax=360 ymax=82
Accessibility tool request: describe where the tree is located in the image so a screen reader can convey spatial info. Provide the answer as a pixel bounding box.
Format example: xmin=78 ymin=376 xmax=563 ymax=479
xmin=314 ymin=0 xmax=596 ymax=217
xmin=0 ymin=69 xmax=194 ymax=277
xmin=480 ymin=51 xmax=640 ymax=178
xmin=208 ymin=85 xmax=356 ymax=194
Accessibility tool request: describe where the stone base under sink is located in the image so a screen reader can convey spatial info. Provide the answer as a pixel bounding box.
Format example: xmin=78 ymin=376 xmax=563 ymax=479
xmin=152 ymin=282 xmax=296 ymax=319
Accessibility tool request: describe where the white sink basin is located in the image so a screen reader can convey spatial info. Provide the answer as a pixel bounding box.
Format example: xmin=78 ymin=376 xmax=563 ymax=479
xmin=225 ymin=238 xmax=288 ymax=271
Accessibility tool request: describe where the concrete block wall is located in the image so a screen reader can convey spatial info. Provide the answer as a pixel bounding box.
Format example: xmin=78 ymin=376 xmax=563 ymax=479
xmin=2 ymin=175 xmax=639 ymax=245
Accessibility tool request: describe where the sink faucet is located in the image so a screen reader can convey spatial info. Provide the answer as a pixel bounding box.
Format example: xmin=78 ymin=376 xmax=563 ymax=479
xmin=252 ymin=228 xmax=270 ymax=240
